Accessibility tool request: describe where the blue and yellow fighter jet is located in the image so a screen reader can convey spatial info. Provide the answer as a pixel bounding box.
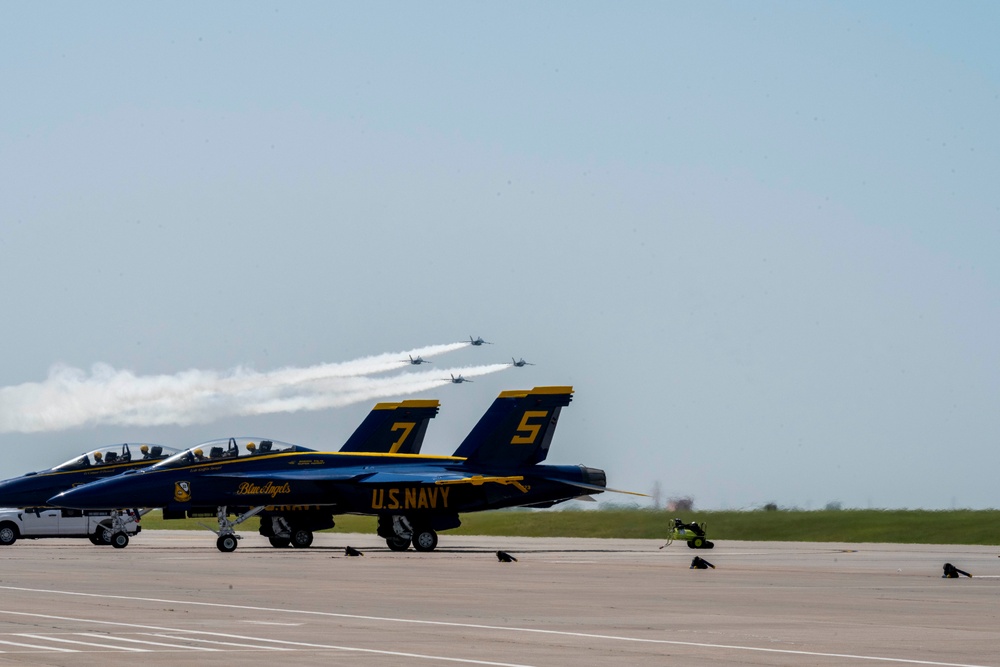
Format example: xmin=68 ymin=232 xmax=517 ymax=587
xmin=0 ymin=443 xmax=180 ymax=508
xmin=52 ymin=387 xmax=619 ymax=553
xmin=256 ymin=398 xmax=440 ymax=547
xmin=0 ymin=400 xmax=439 ymax=549
xmin=0 ymin=443 xmax=180 ymax=546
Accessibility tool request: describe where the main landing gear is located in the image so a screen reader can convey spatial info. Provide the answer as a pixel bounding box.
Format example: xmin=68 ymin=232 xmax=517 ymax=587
xmin=260 ymin=513 xmax=319 ymax=549
xmin=378 ymin=515 xmax=441 ymax=552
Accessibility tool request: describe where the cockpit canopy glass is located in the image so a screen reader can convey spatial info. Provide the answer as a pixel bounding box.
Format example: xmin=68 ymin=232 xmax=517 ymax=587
xmin=151 ymin=437 xmax=311 ymax=470
xmin=51 ymin=443 xmax=181 ymax=471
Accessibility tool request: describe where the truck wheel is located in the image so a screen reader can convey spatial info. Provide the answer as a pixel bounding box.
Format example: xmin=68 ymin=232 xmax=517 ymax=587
xmin=0 ymin=523 xmax=18 ymax=546
xmin=111 ymin=532 xmax=129 ymax=549
xmin=90 ymin=531 xmax=112 ymax=546
xmin=96 ymin=524 xmax=114 ymax=545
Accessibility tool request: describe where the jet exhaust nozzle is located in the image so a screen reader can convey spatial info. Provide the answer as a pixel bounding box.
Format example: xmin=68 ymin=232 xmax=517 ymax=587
xmin=580 ymin=466 xmax=606 ymax=489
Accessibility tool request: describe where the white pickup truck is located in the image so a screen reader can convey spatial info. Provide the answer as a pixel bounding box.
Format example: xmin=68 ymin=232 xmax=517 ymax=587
xmin=0 ymin=508 xmax=141 ymax=548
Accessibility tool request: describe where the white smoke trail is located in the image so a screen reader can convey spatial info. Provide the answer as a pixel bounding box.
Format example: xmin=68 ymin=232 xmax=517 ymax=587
xmin=0 ymin=345 xmax=508 ymax=433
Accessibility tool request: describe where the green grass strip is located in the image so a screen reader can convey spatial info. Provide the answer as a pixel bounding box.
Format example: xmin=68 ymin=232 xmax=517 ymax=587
xmin=139 ymin=509 xmax=1000 ymax=545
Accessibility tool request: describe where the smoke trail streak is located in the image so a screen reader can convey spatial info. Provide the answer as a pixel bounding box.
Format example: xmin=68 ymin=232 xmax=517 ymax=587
xmin=0 ymin=346 xmax=505 ymax=433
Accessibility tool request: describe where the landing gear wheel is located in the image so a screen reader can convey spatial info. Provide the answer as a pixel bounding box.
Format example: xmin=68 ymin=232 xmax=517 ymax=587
xmin=111 ymin=532 xmax=130 ymax=549
xmin=217 ymin=534 xmax=238 ymax=552
xmin=386 ymin=536 xmax=411 ymax=551
xmin=0 ymin=524 xmax=18 ymax=546
xmin=412 ymin=529 xmax=438 ymax=552
xmin=268 ymin=536 xmax=291 ymax=548
xmin=290 ymin=529 xmax=313 ymax=548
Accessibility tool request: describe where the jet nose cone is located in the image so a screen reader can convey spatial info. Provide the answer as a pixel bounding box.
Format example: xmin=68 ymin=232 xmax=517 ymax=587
xmin=47 ymin=488 xmax=78 ymax=507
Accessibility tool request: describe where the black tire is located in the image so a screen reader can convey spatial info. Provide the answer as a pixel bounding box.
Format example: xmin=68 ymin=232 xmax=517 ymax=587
xmin=268 ymin=536 xmax=291 ymax=548
xmin=412 ymin=529 xmax=438 ymax=552
xmin=290 ymin=529 xmax=313 ymax=548
xmin=217 ymin=534 xmax=238 ymax=552
xmin=386 ymin=536 xmax=411 ymax=551
xmin=704 ymin=540 xmax=715 ymax=549
xmin=687 ymin=540 xmax=696 ymax=549
xmin=90 ymin=527 xmax=112 ymax=546
xmin=691 ymin=537 xmax=704 ymax=549
xmin=111 ymin=532 xmax=129 ymax=549
xmin=0 ymin=523 xmax=18 ymax=546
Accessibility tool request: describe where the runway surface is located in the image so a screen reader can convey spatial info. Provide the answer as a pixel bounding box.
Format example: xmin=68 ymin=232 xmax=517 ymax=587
xmin=0 ymin=530 xmax=997 ymax=666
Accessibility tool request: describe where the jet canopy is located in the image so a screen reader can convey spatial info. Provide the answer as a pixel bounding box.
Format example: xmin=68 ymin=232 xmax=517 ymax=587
xmin=151 ymin=437 xmax=312 ymax=470
xmin=50 ymin=443 xmax=180 ymax=471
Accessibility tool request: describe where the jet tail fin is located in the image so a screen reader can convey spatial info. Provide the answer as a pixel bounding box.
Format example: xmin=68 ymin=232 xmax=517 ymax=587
xmin=453 ymin=386 xmax=573 ymax=467
xmin=339 ymin=400 xmax=440 ymax=454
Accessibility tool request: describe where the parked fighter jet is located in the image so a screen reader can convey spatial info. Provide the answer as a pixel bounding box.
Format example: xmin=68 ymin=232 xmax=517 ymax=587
xmin=511 ymin=357 xmax=535 ymax=367
xmin=258 ymin=398 xmax=440 ymax=547
xmin=405 ymin=355 xmax=430 ymax=365
xmin=0 ymin=443 xmax=180 ymax=547
xmin=0 ymin=400 xmax=438 ymax=549
xmin=52 ymin=387 xmax=631 ymax=553
xmin=469 ymin=336 xmax=492 ymax=346
xmin=449 ymin=374 xmax=472 ymax=383
xmin=0 ymin=443 xmax=180 ymax=509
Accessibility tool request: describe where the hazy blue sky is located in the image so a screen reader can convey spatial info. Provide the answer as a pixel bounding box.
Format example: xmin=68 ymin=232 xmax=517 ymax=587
xmin=2 ymin=2 xmax=998 ymax=510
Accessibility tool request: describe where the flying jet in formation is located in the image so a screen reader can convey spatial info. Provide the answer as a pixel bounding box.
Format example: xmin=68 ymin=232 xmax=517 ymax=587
xmin=448 ymin=374 xmax=472 ymax=383
xmin=52 ymin=386 xmax=628 ymax=553
xmin=468 ymin=336 xmax=492 ymax=346
xmin=405 ymin=355 xmax=430 ymax=365
xmin=510 ymin=357 xmax=535 ymax=367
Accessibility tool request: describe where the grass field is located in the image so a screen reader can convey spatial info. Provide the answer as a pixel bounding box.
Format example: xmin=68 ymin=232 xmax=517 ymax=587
xmin=140 ymin=508 xmax=1000 ymax=545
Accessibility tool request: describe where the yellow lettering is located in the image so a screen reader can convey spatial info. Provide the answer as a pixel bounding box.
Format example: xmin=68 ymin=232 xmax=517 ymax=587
xmin=405 ymin=487 xmax=418 ymax=507
xmin=417 ymin=488 xmax=429 ymax=509
xmin=387 ymin=488 xmax=400 ymax=509
xmin=372 ymin=489 xmax=383 ymax=509
xmin=389 ymin=422 xmax=416 ymax=453
xmin=440 ymin=487 xmax=450 ymax=508
xmin=511 ymin=411 xmax=548 ymax=444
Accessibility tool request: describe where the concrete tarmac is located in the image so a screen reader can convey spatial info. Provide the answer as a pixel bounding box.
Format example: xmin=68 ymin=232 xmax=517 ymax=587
xmin=0 ymin=530 xmax=997 ymax=666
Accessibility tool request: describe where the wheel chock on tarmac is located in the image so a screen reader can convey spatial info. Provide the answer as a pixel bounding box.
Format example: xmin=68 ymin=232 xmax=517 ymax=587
xmin=942 ymin=563 xmax=971 ymax=578
xmin=344 ymin=546 xmax=364 ymax=557
xmin=497 ymin=550 xmax=518 ymax=563
xmin=690 ymin=556 xmax=715 ymax=569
